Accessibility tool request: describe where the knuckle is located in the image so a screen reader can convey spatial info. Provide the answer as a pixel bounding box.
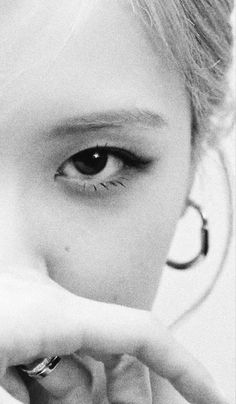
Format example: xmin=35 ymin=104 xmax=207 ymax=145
xmin=134 ymin=311 xmax=153 ymax=360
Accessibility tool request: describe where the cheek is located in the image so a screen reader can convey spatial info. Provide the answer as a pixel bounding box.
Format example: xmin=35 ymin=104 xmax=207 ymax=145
xmin=30 ymin=128 xmax=191 ymax=310
xmin=44 ymin=222 xmax=167 ymax=310
xmin=39 ymin=192 xmax=184 ymax=310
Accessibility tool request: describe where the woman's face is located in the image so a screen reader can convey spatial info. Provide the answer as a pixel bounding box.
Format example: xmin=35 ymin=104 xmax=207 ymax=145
xmin=0 ymin=1 xmax=192 ymax=309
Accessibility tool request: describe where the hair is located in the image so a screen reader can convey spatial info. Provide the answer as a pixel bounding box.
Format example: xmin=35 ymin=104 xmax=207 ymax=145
xmin=129 ymin=0 xmax=235 ymax=325
xmin=130 ymin=0 xmax=235 ymax=163
xmin=2 ymin=1 xmax=234 ymax=322
xmin=3 ymin=1 xmax=234 ymax=157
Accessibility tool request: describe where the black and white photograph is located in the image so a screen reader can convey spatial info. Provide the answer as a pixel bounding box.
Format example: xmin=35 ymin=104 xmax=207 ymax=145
xmin=0 ymin=1 xmax=235 ymax=403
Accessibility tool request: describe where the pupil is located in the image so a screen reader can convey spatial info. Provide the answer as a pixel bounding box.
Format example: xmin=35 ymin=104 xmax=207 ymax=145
xmin=73 ymin=149 xmax=108 ymax=176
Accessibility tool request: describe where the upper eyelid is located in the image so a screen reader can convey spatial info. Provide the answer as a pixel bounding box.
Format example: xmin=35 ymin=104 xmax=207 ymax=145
xmin=55 ymin=144 xmax=152 ymax=181
xmin=62 ymin=144 xmax=152 ymax=167
xmin=51 ymin=137 xmax=159 ymax=182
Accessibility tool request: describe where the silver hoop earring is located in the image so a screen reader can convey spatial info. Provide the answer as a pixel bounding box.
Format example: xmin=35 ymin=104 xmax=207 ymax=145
xmin=166 ymin=199 xmax=209 ymax=270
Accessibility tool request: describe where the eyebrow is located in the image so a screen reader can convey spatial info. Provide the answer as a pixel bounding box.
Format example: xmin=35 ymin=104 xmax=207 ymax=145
xmin=50 ymin=108 xmax=168 ymax=137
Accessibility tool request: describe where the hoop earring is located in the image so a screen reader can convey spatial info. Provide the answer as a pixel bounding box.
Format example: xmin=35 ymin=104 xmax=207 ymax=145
xmin=166 ymin=199 xmax=209 ymax=270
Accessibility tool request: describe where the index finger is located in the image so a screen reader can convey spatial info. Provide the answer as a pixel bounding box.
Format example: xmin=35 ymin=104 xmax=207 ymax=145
xmin=136 ymin=315 xmax=228 ymax=404
xmin=0 ymin=386 xmax=25 ymax=404
xmin=67 ymin=297 xmax=228 ymax=404
xmin=9 ymin=285 xmax=227 ymax=404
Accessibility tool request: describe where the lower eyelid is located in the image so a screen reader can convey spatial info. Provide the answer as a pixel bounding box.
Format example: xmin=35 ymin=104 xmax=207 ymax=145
xmin=55 ymin=175 xmax=130 ymax=198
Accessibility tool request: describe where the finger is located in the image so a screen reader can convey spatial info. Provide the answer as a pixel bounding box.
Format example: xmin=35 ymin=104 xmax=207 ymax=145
xmin=135 ymin=317 xmax=229 ymax=404
xmin=4 ymin=281 xmax=228 ymax=404
xmin=73 ymin=353 xmax=109 ymax=404
xmin=105 ymin=354 xmax=152 ymax=404
xmin=0 ymin=367 xmax=29 ymax=404
xmin=0 ymin=385 xmax=25 ymax=404
xmin=22 ymin=355 xmax=92 ymax=403
xmin=61 ymin=296 xmax=228 ymax=404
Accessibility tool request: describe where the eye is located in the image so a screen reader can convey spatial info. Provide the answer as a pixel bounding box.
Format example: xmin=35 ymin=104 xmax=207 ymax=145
xmin=60 ymin=148 xmax=120 ymax=178
xmin=55 ymin=145 xmax=151 ymax=193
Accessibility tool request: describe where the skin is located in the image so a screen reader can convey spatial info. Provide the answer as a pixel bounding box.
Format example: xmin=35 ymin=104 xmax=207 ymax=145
xmin=0 ymin=1 xmax=227 ymax=403
xmin=0 ymin=0 xmax=191 ymax=306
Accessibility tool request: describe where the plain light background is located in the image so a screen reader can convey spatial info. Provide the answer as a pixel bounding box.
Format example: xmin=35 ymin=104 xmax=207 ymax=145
xmin=153 ymin=11 xmax=235 ymax=402
xmin=152 ymin=13 xmax=236 ymax=397
xmin=153 ymin=134 xmax=235 ymax=402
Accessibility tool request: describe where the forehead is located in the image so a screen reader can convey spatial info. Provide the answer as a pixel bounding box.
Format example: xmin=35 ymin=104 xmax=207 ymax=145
xmin=0 ymin=0 xmax=189 ymax=139
xmin=1 ymin=1 xmax=150 ymax=86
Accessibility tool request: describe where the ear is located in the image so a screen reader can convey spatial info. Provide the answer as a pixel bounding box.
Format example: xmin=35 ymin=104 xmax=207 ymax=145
xmin=180 ymin=149 xmax=197 ymax=218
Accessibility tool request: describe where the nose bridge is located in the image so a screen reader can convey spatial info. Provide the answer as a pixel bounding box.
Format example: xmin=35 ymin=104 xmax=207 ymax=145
xmin=0 ymin=179 xmax=45 ymax=273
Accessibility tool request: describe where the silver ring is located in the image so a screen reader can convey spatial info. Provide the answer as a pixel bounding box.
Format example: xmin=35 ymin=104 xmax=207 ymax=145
xmin=20 ymin=356 xmax=61 ymax=379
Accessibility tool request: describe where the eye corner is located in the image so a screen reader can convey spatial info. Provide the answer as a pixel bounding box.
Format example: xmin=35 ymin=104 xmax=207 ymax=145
xmin=53 ymin=144 xmax=153 ymax=196
xmin=54 ymin=167 xmax=63 ymax=181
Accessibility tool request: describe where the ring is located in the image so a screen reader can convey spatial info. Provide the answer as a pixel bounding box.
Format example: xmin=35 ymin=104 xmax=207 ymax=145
xmin=19 ymin=356 xmax=61 ymax=379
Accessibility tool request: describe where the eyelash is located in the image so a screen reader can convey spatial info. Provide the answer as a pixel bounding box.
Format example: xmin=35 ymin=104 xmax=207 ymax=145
xmin=54 ymin=143 xmax=151 ymax=194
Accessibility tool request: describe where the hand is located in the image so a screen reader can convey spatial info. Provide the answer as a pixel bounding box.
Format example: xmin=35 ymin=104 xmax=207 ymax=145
xmin=1 ymin=354 xmax=153 ymax=404
xmin=1 ymin=270 xmax=151 ymax=404
xmin=0 ymin=270 xmax=228 ymax=404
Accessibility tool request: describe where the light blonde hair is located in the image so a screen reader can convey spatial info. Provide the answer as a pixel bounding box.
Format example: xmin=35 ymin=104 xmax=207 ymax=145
xmin=131 ymin=0 xmax=234 ymax=161
xmin=129 ymin=0 xmax=235 ymax=324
